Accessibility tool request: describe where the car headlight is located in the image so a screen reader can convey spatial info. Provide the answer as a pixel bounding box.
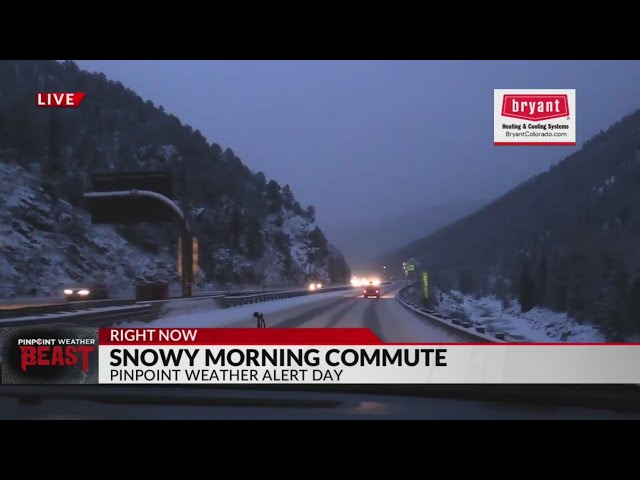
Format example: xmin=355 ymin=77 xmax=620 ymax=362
xmin=64 ymin=289 xmax=73 ymax=295
xmin=77 ymin=289 xmax=90 ymax=296
xmin=309 ymin=284 xmax=316 ymax=291
xmin=316 ymin=283 xmax=322 ymax=289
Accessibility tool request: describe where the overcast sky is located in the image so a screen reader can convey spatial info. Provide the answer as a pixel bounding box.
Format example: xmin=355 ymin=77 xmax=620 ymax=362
xmin=75 ymin=60 xmax=640 ymax=245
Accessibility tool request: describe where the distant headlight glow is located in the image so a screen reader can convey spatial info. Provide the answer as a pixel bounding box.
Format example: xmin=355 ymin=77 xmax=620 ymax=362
xmin=309 ymin=284 xmax=316 ymax=291
xmin=64 ymin=289 xmax=73 ymax=295
xmin=77 ymin=289 xmax=90 ymax=296
xmin=316 ymin=283 xmax=322 ymax=289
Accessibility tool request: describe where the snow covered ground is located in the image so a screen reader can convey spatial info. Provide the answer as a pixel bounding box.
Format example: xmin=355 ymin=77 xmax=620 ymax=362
xmin=125 ymin=289 xmax=354 ymax=328
xmin=437 ymin=290 xmax=607 ymax=342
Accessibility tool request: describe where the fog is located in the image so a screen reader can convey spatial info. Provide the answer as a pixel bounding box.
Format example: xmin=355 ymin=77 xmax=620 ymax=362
xmin=75 ymin=60 xmax=640 ymax=269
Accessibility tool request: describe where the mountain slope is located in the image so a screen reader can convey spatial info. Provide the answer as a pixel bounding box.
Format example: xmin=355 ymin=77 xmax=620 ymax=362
xmin=0 ymin=160 xmax=177 ymax=297
xmin=395 ymin=108 xmax=640 ymax=339
xmin=0 ymin=60 xmax=350 ymax=295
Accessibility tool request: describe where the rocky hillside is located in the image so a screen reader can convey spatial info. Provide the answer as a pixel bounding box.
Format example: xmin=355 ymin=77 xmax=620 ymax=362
xmin=0 ymin=60 xmax=350 ymax=296
xmin=0 ymin=160 xmax=177 ymax=297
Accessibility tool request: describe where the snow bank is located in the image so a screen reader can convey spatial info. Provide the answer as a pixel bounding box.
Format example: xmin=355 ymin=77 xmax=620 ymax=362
xmin=126 ymin=289 xmax=351 ymax=328
xmin=437 ymin=290 xmax=606 ymax=342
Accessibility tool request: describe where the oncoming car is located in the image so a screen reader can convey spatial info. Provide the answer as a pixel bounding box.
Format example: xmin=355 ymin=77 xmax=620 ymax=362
xmin=64 ymin=283 xmax=111 ymax=301
xmin=363 ymin=283 xmax=380 ymax=299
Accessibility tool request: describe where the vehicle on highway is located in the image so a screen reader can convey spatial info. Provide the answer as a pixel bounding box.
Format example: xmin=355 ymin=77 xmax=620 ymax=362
xmin=64 ymin=283 xmax=111 ymax=301
xmin=363 ymin=282 xmax=381 ymax=299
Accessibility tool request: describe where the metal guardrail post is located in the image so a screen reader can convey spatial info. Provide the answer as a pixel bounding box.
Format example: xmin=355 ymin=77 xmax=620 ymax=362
xmin=215 ymin=285 xmax=356 ymax=308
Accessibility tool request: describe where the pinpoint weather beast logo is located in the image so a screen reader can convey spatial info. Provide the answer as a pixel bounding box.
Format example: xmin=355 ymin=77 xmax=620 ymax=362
xmin=19 ymin=339 xmax=92 ymax=372
xmin=2 ymin=327 xmax=99 ymax=384
xmin=494 ymin=89 xmax=576 ymax=146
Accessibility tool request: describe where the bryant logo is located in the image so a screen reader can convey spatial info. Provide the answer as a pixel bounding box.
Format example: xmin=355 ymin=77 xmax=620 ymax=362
xmin=501 ymin=94 xmax=569 ymax=121
xmin=19 ymin=345 xmax=94 ymax=372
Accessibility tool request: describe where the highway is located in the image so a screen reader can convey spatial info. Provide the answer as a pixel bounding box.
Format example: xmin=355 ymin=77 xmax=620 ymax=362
xmin=1 ymin=283 xmax=488 ymax=342
xmin=132 ymin=283 xmax=483 ymax=343
xmin=0 ymin=287 xmax=266 ymax=311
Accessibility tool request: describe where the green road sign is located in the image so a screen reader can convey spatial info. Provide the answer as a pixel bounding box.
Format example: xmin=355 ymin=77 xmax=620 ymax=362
xmin=422 ymin=272 xmax=429 ymax=299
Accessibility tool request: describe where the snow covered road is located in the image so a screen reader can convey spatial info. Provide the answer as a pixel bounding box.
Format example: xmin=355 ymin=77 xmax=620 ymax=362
xmin=126 ymin=284 xmax=481 ymax=343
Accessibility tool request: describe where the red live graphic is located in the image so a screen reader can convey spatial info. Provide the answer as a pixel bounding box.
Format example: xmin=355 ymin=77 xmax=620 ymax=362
xmin=19 ymin=345 xmax=94 ymax=372
xmin=36 ymin=92 xmax=86 ymax=108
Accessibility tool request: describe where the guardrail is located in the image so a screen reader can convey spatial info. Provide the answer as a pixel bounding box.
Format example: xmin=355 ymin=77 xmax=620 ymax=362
xmin=0 ymin=303 xmax=156 ymax=327
xmin=0 ymin=287 xmax=283 ymax=319
xmin=395 ymin=285 xmax=509 ymax=343
xmin=0 ymin=284 xmax=363 ymax=325
xmin=0 ymin=298 xmax=137 ymax=319
xmin=223 ymin=290 xmax=270 ymax=297
xmin=216 ymin=285 xmax=356 ymax=308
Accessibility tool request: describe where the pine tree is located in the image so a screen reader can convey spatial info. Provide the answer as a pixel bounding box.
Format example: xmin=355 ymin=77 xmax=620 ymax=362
xmin=534 ymin=254 xmax=548 ymax=306
xmin=254 ymin=171 xmax=266 ymax=194
xmin=305 ymin=205 xmax=316 ymax=222
xmin=228 ymin=207 xmax=244 ymax=248
xmin=246 ymin=217 xmax=265 ymax=259
xmin=266 ymin=180 xmax=282 ymax=213
xmin=519 ymin=263 xmax=535 ymax=312
xmin=282 ymin=184 xmax=294 ymax=209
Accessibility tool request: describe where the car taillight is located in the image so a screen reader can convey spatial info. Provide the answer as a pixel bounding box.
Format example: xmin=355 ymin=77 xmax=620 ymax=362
xmin=376 ymin=290 xmax=379 ymax=294
xmin=363 ymin=290 xmax=367 ymax=293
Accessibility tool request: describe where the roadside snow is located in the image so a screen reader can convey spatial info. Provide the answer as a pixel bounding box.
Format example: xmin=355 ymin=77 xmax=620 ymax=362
xmin=437 ymin=290 xmax=606 ymax=342
xmin=125 ymin=289 xmax=352 ymax=328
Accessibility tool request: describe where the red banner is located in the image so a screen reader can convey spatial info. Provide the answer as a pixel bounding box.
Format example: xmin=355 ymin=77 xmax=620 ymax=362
xmin=99 ymin=328 xmax=384 ymax=345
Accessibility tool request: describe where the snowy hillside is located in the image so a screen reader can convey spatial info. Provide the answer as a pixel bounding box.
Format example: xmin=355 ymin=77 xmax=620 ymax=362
xmin=264 ymin=210 xmax=334 ymax=284
xmin=0 ymin=160 xmax=179 ymax=297
xmin=437 ymin=290 xmax=607 ymax=342
xmin=396 ymin=106 xmax=640 ymax=339
xmin=0 ymin=159 xmax=346 ymax=297
xmin=207 ymin=208 xmax=345 ymax=287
